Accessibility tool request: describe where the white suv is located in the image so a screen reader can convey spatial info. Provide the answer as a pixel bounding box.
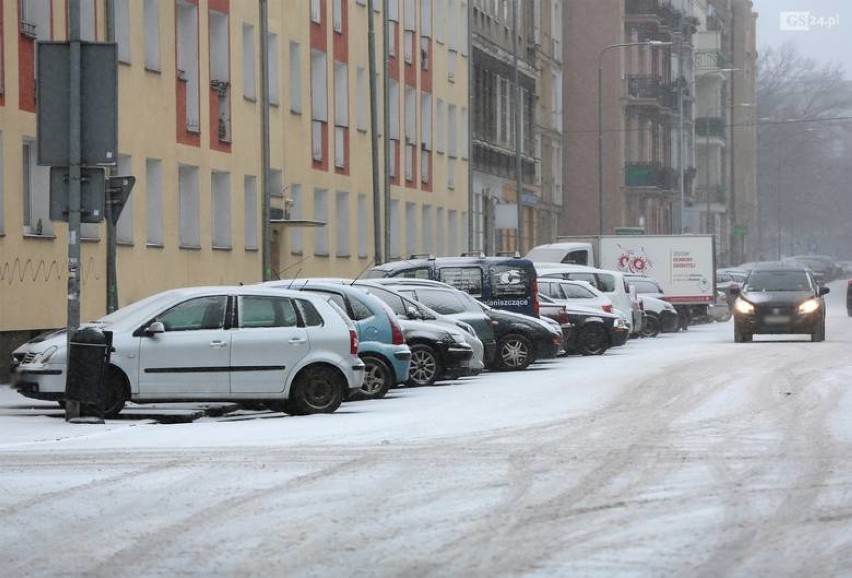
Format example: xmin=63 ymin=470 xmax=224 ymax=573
xmin=11 ymin=286 xmax=365 ymax=417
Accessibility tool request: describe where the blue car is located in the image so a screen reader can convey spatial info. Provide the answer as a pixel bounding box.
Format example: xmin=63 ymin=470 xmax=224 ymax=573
xmin=263 ymin=281 xmax=411 ymax=399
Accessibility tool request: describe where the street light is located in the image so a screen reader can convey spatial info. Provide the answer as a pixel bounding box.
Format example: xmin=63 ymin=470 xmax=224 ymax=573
xmin=598 ymin=40 xmax=672 ymax=236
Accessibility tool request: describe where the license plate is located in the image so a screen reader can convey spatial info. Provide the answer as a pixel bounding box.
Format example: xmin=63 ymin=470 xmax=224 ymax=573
xmin=764 ymin=314 xmax=790 ymax=324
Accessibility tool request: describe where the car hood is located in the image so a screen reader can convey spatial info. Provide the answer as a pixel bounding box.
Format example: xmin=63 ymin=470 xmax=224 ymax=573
xmin=741 ymin=291 xmax=814 ymax=306
xmin=487 ymin=308 xmax=559 ymax=335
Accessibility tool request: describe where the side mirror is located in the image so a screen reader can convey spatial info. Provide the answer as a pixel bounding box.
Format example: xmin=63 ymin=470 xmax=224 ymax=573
xmin=819 ymin=286 xmax=830 ymax=296
xmin=145 ymin=321 xmax=165 ymax=335
xmin=729 ymin=286 xmax=741 ymax=296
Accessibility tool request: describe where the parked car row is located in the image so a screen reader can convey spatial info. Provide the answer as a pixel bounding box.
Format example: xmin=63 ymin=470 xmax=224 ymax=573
xmin=9 ymin=254 xmax=749 ymax=418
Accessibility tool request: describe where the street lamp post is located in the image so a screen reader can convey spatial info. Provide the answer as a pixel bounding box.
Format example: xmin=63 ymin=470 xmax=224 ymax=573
xmin=598 ymin=40 xmax=671 ymax=236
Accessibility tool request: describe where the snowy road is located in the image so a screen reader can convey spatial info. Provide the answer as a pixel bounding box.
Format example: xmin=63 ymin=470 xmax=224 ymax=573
xmin=1 ymin=283 xmax=850 ymax=577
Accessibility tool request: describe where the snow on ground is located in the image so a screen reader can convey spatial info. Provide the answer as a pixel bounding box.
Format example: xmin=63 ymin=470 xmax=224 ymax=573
xmin=0 ymin=281 xmax=849 ymax=577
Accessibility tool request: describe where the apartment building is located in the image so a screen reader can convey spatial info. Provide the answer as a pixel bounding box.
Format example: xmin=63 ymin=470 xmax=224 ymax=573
xmin=0 ymin=0 xmax=470 ymax=375
xmin=470 ymin=0 xmax=541 ymax=254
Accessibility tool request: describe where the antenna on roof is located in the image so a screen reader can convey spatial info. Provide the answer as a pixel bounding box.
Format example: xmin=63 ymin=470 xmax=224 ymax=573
xmin=287 ymin=269 xmax=302 ymax=289
xmin=351 ymin=259 xmax=377 ymax=285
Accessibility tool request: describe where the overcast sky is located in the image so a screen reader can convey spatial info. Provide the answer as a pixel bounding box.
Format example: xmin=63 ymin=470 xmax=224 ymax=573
xmin=751 ymin=0 xmax=851 ymax=78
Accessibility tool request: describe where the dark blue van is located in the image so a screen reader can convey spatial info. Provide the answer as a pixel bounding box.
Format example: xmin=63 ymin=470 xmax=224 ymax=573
xmin=364 ymin=256 xmax=540 ymax=317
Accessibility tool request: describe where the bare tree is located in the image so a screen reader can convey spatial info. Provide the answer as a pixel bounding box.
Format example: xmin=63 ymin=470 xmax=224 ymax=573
xmin=755 ymin=43 xmax=852 ymax=261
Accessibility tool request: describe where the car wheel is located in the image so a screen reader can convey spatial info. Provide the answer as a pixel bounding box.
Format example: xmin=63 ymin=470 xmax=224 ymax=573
xmin=408 ymin=344 xmax=442 ymax=387
xmin=641 ymin=315 xmax=661 ymax=338
xmin=495 ymin=334 xmax=533 ymax=370
xmin=98 ymin=366 xmax=128 ymax=418
xmin=577 ymin=324 xmax=609 ymax=356
xmin=287 ymin=365 xmax=344 ymax=415
xmin=357 ymin=355 xmax=393 ymax=399
xmin=734 ymin=326 xmax=752 ymax=343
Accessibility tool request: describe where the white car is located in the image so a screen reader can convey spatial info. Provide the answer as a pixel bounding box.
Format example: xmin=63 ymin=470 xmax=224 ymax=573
xmin=11 ymin=286 xmax=366 ymax=417
xmin=536 ymin=277 xmax=615 ymax=314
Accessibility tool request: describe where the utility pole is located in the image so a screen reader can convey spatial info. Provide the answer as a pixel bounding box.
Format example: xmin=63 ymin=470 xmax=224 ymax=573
xmin=105 ymin=0 xmax=118 ymax=312
xmin=64 ymin=0 xmax=83 ymax=418
xmin=382 ymin=0 xmax=391 ymax=262
xmin=367 ymin=0 xmax=382 ymax=264
xmin=512 ymin=0 xmax=524 ymax=254
xmin=260 ymin=0 xmax=272 ymax=281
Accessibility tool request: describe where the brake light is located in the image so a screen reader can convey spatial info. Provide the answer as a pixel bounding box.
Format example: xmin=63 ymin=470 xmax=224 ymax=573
xmin=602 ymin=304 xmax=613 ymax=313
xmin=387 ymin=312 xmax=405 ymax=345
xmin=349 ymin=329 xmax=359 ymax=355
xmin=532 ymin=278 xmax=540 ymax=317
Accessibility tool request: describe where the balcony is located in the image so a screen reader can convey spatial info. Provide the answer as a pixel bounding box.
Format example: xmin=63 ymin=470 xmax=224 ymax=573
xmin=625 ymin=162 xmax=675 ymax=190
xmin=624 ymin=0 xmax=683 ymax=31
xmin=695 ymin=117 xmax=725 ymax=138
xmin=694 ymin=50 xmax=729 ymax=71
xmin=625 ymin=75 xmax=669 ymax=108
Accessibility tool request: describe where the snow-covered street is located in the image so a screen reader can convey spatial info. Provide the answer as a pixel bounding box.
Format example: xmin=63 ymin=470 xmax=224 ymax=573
xmin=1 ymin=283 xmax=850 ymax=578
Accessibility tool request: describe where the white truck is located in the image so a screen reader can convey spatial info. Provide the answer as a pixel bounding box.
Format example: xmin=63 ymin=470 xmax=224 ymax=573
xmin=526 ymin=235 xmax=716 ymax=306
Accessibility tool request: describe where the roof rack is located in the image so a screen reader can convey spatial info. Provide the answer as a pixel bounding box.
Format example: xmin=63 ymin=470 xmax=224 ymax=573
xmin=408 ymin=254 xmax=435 ymax=260
xmin=495 ymin=251 xmax=522 ymax=258
xmin=459 ymin=251 xmax=486 ymax=258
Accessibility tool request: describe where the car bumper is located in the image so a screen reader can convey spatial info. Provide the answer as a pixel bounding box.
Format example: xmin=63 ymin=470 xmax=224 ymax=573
xmin=611 ymin=328 xmax=630 ymax=347
xmin=391 ymin=347 xmax=412 ymax=383
xmin=534 ymin=337 xmax=562 ymax=360
xmin=440 ymin=344 xmax=474 ymax=379
xmin=734 ymin=311 xmax=821 ymax=334
xmin=659 ymin=311 xmax=680 ymax=332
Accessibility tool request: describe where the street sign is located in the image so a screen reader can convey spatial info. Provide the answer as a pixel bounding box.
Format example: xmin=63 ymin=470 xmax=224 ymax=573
xmin=733 ymin=225 xmax=748 ymax=236
xmin=37 ymin=42 xmax=118 ymax=166
xmin=614 ymin=227 xmax=646 ymax=235
xmin=106 ymin=176 xmax=135 ymax=226
xmin=49 ymin=166 xmax=106 ymax=223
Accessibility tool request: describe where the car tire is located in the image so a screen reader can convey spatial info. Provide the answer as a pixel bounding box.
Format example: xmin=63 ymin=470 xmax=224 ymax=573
xmin=495 ymin=334 xmax=534 ymax=371
xmin=356 ymin=355 xmax=393 ymax=399
xmin=734 ymin=326 xmax=752 ymax=343
xmin=577 ymin=324 xmax=609 ymax=356
xmin=98 ymin=366 xmax=128 ymax=418
xmin=641 ymin=315 xmax=661 ymax=338
xmin=287 ymin=365 xmax=344 ymax=415
xmin=408 ymin=344 xmax=442 ymax=387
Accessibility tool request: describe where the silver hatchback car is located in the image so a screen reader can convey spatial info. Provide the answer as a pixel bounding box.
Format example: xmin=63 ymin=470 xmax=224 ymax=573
xmin=11 ymin=286 xmax=365 ymax=417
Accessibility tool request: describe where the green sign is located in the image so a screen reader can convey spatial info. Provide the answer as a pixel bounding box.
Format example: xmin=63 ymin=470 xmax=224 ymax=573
xmin=733 ymin=225 xmax=748 ymax=236
xmin=614 ymin=227 xmax=645 ymax=235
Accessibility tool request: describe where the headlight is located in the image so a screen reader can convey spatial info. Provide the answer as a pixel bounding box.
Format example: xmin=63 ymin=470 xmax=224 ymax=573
xmin=451 ymin=332 xmax=466 ymax=344
xmin=734 ymin=298 xmax=754 ymax=315
xmin=798 ymin=299 xmax=820 ymax=315
xmin=39 ymin=345 xmax=59 ymax=363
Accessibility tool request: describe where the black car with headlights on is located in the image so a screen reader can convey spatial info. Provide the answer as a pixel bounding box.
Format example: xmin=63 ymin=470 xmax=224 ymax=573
xmin=730 ymin=267 xmax=828 ymax=343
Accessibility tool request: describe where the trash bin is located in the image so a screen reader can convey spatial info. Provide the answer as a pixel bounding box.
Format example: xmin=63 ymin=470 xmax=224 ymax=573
xmin=65 ymin=327 xmax=113 ymax=410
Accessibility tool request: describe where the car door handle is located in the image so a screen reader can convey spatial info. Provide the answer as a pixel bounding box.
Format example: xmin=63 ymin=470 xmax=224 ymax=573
xmin=209 ymin=340 xmax=228 ymax=348
xmin=288 ymin=338 xmax=307 ymax=344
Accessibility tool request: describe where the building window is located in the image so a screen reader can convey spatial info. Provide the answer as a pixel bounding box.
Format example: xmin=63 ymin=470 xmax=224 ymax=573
xmin=356 ymin=66 xmax=367 ymax=131
xmin=178 ymin=165 xmax=200 ymax=248
xmin=436 ymin=98 xmax=445 ymax=153
xmin=243 ymin=176 xmax=258 ymax=250
xmin=313 ymin=189 xmax=328 ymax=256
xmin=242 ymin=24 xmax=256 ymax=100
xmin=116 ymin=155 xmax=134 ymax=244
xmin=422 ymin=204 xmax=433 ymax=253
xmin=146 ymin=158 xmax=163 ymax=246
xmin=390 ymin=199 xmax=400 ymax=258
xmin=21 ymin=140 xmax=52 ymax=236
xmin=114 ymin=0 xmax=131 ymax=63
xmin=336 ymin=191 xmax=350 ymax=256
xmin=460 ymin=107 xmax=468 ymax=159
xmin=448 ymin=104 xmax=458 ymax=158
xmin=212 ymin=171 xmax=231 ymax=249
xmin=289 ymin=42 xmax=302 ymax=113
xmin=311 ymin=50 xmax=328 ymax=162
xmin=80 ymin=0 xmax=96 ymax=40
xmin=334 ymin=61 xmax=348 ymax=168
xmin=267 ymin=33 xmax=279 ymax=105
xmin=405 ymin=202 xmax=416 ymax=256
xmin=210 ymin=9 xmax=231 ymax=143
xmin=144 ymin=0 xmax=161 ymax=70
xmin=311 ymin=0 xmax=322 ymax=24
xmin=448 ymin=210 xmax=458 ymax=256
xmin=357 ymin=193 xmax=368 ymax=257
xmin=405 ymin=86 xmax=416 ymax=181
xmin=290 ymin=184 xmax=303 ymax=253
xmin=421 ymin=0 xmax=432 ymax=38
xmin=333 ymin=0 xmax=343 ymax=32
xmin=436 ymin=207 xmax=445 ymax=256
xmin=177 ymin=1 xmax=200 ymax=132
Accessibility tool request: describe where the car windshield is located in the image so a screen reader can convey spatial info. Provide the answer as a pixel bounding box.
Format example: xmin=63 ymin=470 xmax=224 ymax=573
xmin=744 ymin=270 xmax=812 ymax=292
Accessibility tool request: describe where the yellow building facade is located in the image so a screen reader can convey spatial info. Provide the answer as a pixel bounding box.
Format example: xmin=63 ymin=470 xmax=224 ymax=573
xmin=0 ymin=0 xmax=470 ymax=365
